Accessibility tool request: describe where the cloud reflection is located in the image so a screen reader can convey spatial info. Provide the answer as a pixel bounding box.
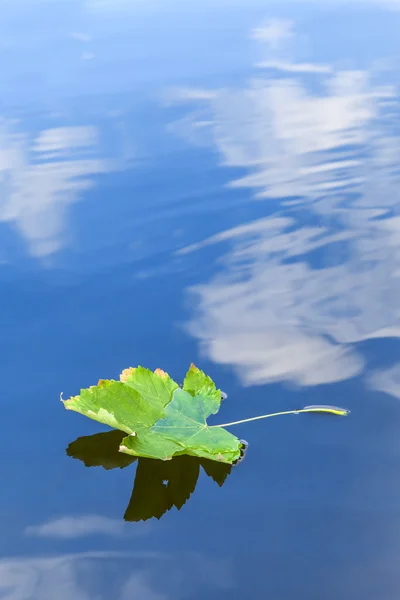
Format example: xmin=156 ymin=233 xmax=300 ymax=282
xmin=0 ymin=121 xmax=114 ymax=257
xmin=25 ymin=515 xmax=132 ymax=539
xmin=169 ymin=19 xmax=400 ymax=386
xmin=0 ymin=550 xmax=231 ymax=600
xmin=369 ymin=364 xmax=400 ymax=400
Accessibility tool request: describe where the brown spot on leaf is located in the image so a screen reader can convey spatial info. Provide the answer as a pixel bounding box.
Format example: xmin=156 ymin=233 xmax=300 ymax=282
xmin=217 ymin=453 xmax=223 ymax=461
xmin=154 ymin=368 xmax=169 ymax=379
xmin=189 ymin=363 xmax=198 ymax=372
xmin=120 ymin=367 xmax=136 ymax=382
xmin=97 ymin=379 xmax=107 ymax=386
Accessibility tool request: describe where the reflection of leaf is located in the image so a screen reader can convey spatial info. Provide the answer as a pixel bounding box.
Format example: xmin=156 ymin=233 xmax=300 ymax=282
xmin=200 ymin=458 xmax=232 ymax=487
xmin=124 ymin=455 xmax=200 ymax=522
xmin=67 ymin=431 xmax=233 ymax=521
xmin=64 ymin=364 xmax=241 ymax=464
xmin=66 ymin=430 xmax=136 ymax=470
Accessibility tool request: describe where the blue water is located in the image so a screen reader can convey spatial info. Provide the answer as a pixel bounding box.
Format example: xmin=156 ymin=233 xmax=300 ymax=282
xmin=2 ymin=1 xmax=400 ymax=598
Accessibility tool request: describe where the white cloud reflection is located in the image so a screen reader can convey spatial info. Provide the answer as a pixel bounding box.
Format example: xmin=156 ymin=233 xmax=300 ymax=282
xmin=0 ymin=552 xmax=162 ymax=600
xmin=369 ymin=364 xmax=400 ymax=400
xmin=0 ymin=121 xmax=114 ymax=258
xmin=25 ymin=515 xmax=142 ymax=539
xmin=169 ymin=20 xmax=400 ymax=387
xmin=251 ymin=18 xmax=294 ymax=49
xmin=257 ymin=60 xmax=332 ymax=73
xmin=0 ymin=551 xmax=232 ymax=600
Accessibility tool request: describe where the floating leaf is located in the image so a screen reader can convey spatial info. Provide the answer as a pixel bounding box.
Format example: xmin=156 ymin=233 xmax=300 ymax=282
xmin=120 ymin=388 xmax=241 ymax=463
xmin=64 ymin=367 xmax=178 ymax=432
xmin=64 ymin=364 xmax=349 ymax=465
xmin=182 ymin=363 xmax=221 ymax=406
xmin=63 ymin=364 xmax=242 ymax=464
xmin=67 ymin=430 xmax=232 ymax=521
xmin=119 ymin=366 xmax=179 ymax=410
xmin=120 ymin=425 xmax=184 ymax=461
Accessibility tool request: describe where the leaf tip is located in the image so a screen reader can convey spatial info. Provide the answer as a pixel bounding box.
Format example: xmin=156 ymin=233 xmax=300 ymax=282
xmin=154 ymin=368 xmax=169 ymax=379
xmin=189 ymin=363 xmax=198 ymax=372
xmin=63 ymin=394 xmax=79 ymax=409
xmin=120 ymin=367 xmax=136 ymax=383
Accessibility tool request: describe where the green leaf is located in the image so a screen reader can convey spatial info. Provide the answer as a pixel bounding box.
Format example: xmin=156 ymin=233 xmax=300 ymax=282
xmin=183 ymin=363 xmax=221 ymax=409
xmin=118 ymin=389 xmax=241 ymax=464
xmin=149 ymin=388 xmax=241 ymax=463
xmin=64 ymin=364 xmax=349 ymax=472
xmin=120 ymin=396 xmax=241 ymax=463
xmin=63 ymin=367 xmax=178 ymax=434
xmin=121 ymin=367 xmax=179 ymax=412
xmin=119 ymin=426 xmax=184 ymax=461
xmin=66 ymin=431 xmax=233 ymax=521
xmin=63 ymin=364 xmax=242 ymax=464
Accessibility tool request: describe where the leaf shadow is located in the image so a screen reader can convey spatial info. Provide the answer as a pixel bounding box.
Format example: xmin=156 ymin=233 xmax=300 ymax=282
xmin=67 ymin=431 xmax=233 ymax=521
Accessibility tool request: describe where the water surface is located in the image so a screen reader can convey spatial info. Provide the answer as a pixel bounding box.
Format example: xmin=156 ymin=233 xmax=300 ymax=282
xmin=2 ymin=1 xmax=400 ymax=598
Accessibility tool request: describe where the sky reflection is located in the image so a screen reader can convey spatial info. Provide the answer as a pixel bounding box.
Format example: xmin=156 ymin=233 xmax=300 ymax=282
xmin=169 ymin=17 xmax=400 ymax=387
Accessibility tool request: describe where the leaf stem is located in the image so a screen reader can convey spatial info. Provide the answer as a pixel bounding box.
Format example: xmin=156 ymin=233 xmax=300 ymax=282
xmin=210 ymin=405 xmax=349 ymax=428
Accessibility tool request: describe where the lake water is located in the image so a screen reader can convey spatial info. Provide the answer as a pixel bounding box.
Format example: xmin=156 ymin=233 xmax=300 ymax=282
xmin=2 ymin=1 xmax=400 ymax=598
